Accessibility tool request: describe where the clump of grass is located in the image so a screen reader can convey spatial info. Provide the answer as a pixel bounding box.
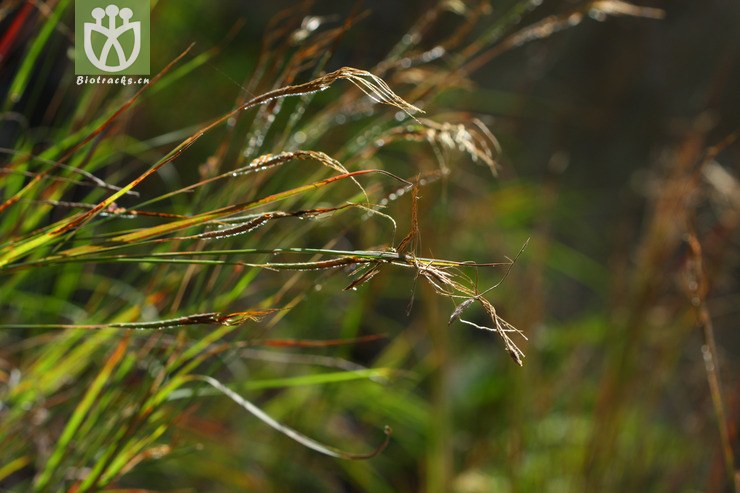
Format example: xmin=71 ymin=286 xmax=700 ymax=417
xmin=0 ymin=1 xmax=674 ymax=491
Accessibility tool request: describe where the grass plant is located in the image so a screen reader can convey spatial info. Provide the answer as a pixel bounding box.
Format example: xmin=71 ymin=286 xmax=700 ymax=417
xmin=1 ymin=1 xmax=737 ymax=492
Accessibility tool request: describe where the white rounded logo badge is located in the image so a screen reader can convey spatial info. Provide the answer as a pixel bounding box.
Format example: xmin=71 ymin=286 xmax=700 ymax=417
xmin=83 ymin=4 xmax=141 ymax=72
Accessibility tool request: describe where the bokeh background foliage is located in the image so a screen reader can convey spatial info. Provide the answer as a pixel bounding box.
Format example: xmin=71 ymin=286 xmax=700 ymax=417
xmin=0 ymin=0 xmax=738 ymax=492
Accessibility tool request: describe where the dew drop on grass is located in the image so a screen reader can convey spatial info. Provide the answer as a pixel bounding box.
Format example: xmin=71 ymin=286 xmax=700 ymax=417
xmin=422 ymin=46 xmax=445 ymax=62
xmin=402 ymin=33 xmax=419 ymax=45
xmin=304 ymin=16 xmax=320 ymax=31
xmin=589 ymin=10 xmax=607 ymax=21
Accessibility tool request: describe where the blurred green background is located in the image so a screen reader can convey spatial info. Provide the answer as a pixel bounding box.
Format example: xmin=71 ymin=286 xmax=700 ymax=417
xmin=1 ymin=0 xmax=738 ymax=491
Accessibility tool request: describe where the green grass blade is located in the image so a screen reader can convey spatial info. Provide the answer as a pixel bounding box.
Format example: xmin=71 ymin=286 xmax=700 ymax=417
xmin=32 ymin=335 xmax=129 ymax=492
xmin=4 ymin=0 xmax=72 ymax=110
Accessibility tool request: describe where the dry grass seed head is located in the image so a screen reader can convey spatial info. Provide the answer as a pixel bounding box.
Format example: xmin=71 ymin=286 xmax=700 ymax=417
xmin=370 ymin=118 xmax=500 ymax=175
